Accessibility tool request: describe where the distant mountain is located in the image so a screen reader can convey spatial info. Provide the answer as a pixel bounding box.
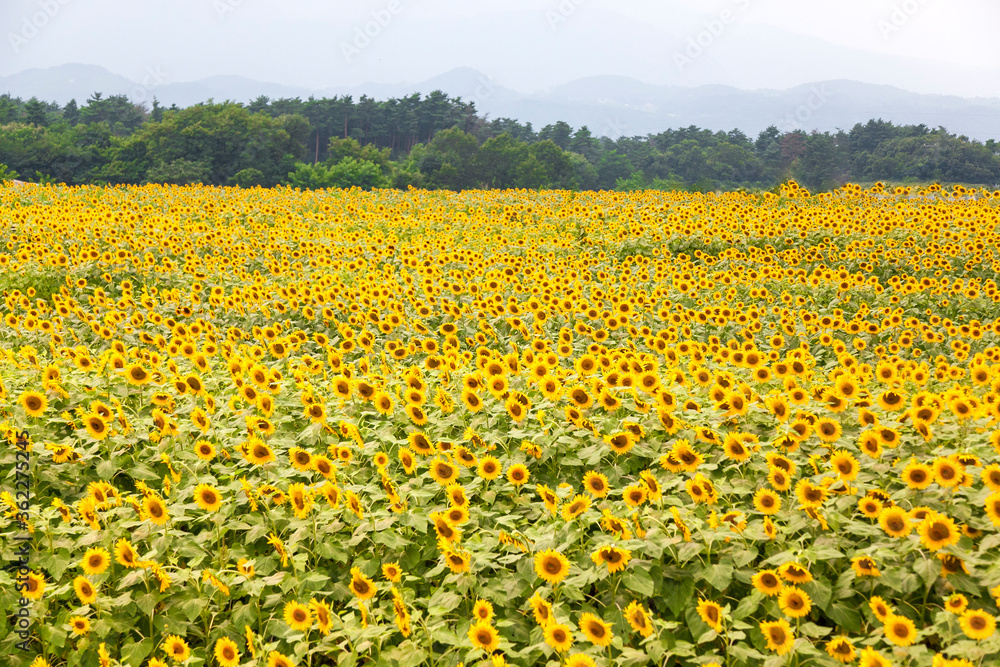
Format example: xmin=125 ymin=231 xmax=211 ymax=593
xmin=3 ymin=64 xmax=1000 ymax=141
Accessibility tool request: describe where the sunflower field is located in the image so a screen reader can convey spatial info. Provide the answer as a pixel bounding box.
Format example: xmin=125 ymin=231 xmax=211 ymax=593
xmin=1 ymin=180 xmax=1000 ymax=667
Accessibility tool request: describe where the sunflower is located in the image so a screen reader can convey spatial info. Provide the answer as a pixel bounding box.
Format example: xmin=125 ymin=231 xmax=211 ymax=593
xmin=960 ymin=609 xmax=996 ymax=640
xmin=851 ymin=556 xmax=880 ymax=578
xmin=125 ymin=363 xmax=151 ymax=385
xmin=372 ymin=391 xmax=394 ymax=415
xmin=562 ymin=494 xmax=591 ymax=521
xmin=382 ymin=562 xmax=402 ymax=583
xmin=534 ymin=549 xmax=570 ymax=584
xmin=814 ymin=417 xmax=842 ymax=443
xmin=934 ymin=458 xmax=963 ymax=488
xmin=163 ymin=635 xmax=190 ymax=663
xmin=982 ymin=464 xmax=1000 ymax=492
xmin=529 ymin=593 xmax=553 ymax=627
xmin=825 ymin=636 xmax=855 ymax=664
xmin=829 ymin=451 xmax=859 ymax=480
xmin=578 ymin=612 xmax=614 ymax=647
xmin=284 ymin=600 xmax=313 ymax=632
xmin=985 ymin=492 xmax=1000 ymax=527
xmin=507 ymin=463 xmax=530 ymax=486
xmin=697 ymin=598 xmax=724 ymax=631
xmin=884 ymin=613 xmax=917 ymax=646
xmin=478 ymin=456 xmax=501 ymax=480
xmin=869 ymin=596 xmax=893 ymax=622
xmin=623 ymin=600 xmax=654 ymax=638
xmin=213 ymin=637 xmax=240 ymax=667
xmin=20 ymin=390 xmax=48 ymax=417
xmin=73 ymin=576 xmax=97 ymax=604
xmin=472 ymin=599 xmax=494 ymax=623
xmin=752 ymin=569 xmax=783 ymax=596
xmin=902 ymin=460 xmax=933 ymax=489
xmin=303 ymin=598 xmax=331 ymax=637
xmin=194 ymin=439 xmax=216 ymax=461
xmin=267 ymin=651 xmax=295 ymax=667
xmin=563 ymin=655 xmax=596 ymax=667
xmin=245 ymin=438 xmax=275 ymax=465
xmin=193 ymin=484 xmax=222 ymax=512
xmin=778 ymin=561 xmax=812 ymax=584
xmin=753 ymin=488 xmax=781 ymax=515
xmin=81 ymin=547 xmax=111 ymax=575
xmin=114 ymin=538 xmax=140 ymax=568
xmin=143 ymin=495 xmax=169 ymax=525
xmin=605 ymin=431 xmax=634 ymax=455
xmin=590 ymin=545 xmax=631 ymax=573
xmin=429 ymin=459 xmax=459 ymax=485
xmin=349 ymin=567 xmax=376 ymax=600
xmin=760 ymin=619 xmax=794 ymax=655
xmin=778 ymin=586 xmax=811 ymax=619
xmin=468 ymin=622 xmax=500 ymax=653
xmin=858 ymin=646 xmax=892 ymax=667
xmin=945 ymin=593 xmax=969 ymax=614
xmin=538 ymin=622 xmax=573 ymax=652
xmin=582 ymin=471 xmax=609 ymax=498
xmin=23 ymin=571 xmax=45 ymax=600
xmin=68 ymin=615 xmax=91 ymax=635
xmin=879 ymin=506 xmax=912 ymax=538
xmin=289 ymin=447 xmax=313 ymax=471
xmin=918 ymin=514 xmax=959 ymax=551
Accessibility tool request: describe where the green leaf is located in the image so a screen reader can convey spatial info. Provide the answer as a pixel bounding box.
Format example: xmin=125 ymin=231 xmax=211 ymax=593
xmin=121 ymin=637 xmax=154 ymax=667
xmin=826 ymin=601 xmax=862 ymax=634
xmin=666 ymin=577 xmax=695 ymax=617
xmin=701 ymin=562 xmax=733 ymax=591
xmin=623 ymin=568 xmax=655 ymax=597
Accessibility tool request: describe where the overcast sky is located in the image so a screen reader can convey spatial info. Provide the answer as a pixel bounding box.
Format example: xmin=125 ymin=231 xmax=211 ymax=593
xmin=2 ymin=0 xmax=998 ymax=97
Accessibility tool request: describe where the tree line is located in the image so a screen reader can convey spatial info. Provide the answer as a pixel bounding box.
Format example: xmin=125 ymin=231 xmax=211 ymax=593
xmin=1 ymin=91 xmax=999 ymax=191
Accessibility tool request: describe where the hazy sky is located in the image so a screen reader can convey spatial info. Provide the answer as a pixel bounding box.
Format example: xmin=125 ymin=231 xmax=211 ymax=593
xmin=2 ymin=0 xmax=999 ymax=96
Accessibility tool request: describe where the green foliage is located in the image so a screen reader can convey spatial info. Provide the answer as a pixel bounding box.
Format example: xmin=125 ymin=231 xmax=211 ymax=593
xmin=1 ymin=89 xmax=999 ymax=192
xmin=286 ymin=158 xmax=390 ymax=190
xmin=145 ymin=158 xmax=211 ymax=185
xmin=0 ymin=163 xmax=19 ymax=182
xmin=231 ymin=168 xmax=266 ymax=188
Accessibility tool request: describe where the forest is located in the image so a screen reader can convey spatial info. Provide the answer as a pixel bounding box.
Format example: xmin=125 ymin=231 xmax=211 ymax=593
xmin=1 ymin=91 xmax=999 ymax=191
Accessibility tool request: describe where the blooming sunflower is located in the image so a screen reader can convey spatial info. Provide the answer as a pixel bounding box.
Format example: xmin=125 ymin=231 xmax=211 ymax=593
xmin=349 ymin=567 xmax=376 ymax=600
xmin=73 ymin=576 xmax=97 ymax=604
xmin=778 ymin=586 xmax=811 ymax=619
xmin=468 ymin=622 xmax=500 ymax=653
xmin=543 ymin=622 xmax=574 ymax=652
xmin=284 ymin=600 xmax=312 ymax=632
xmin=163 ymin=635 xmax=190 ymax=663
xmin=883 ymin=613 xmax=917 ymax=647
xmin=81 ymin=547 xmax=111 ymax=575
xmin=590 ymin=545 xmax=631 ymax=573
xmin=960 ymin=609 xmax=996 ymax=640
xmin=193 ymin=484 xmax=222 ymax=512
xmin=578 ymin=612 xmax=614 ymax=647
xmin=825 ymin=636 xmax=855 ymax=664
xmin=918 ymin=514 xmax=960 ymax=551
xmin=697 ymin=598 xmax=724 ymax=631
xmin=214 ymin=637 xmax=241 ymax=667
xmin=20 ymin=390 xmax=48 ymax=417
xmin=534 ymin=549 xmax=570 ymax=584
xmin=760 ymin=619 xmax=794 ymax=655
